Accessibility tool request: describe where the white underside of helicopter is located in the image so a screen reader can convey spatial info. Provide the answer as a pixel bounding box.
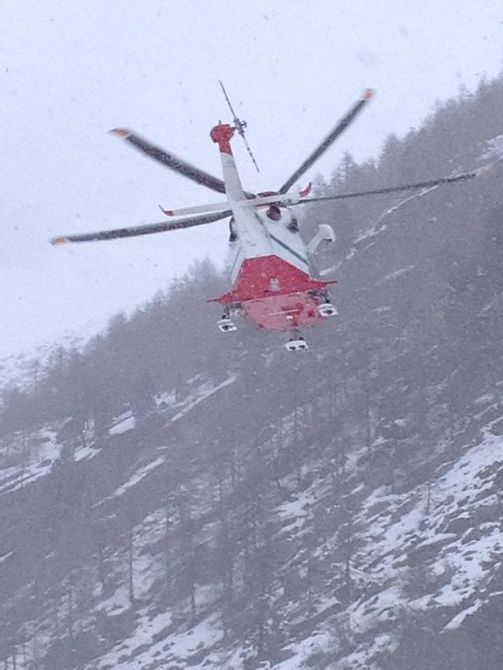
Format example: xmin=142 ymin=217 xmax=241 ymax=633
xmin=229 ymin=207 xmax=311 ymax=284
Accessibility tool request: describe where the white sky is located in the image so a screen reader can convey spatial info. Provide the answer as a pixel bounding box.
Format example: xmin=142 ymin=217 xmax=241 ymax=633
xmin=1 ymin=0 xmax=502 ymax=358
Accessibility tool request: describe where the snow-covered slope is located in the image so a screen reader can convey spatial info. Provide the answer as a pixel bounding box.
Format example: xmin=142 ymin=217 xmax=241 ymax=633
xmin=2 ymin=373 xmax=501 ymax=669
xmin=66 ymin=407 xmax=502 ymax=669
xmin=0 ymin=333 xmax=84 ymax=393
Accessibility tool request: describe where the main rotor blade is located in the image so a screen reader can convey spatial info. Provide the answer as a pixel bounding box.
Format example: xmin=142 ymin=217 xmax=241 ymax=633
xmin=278 ymin=89 xmax=374 ymax=194
xmin=292 ymin=170 xmax=478 ymax=206
xmin=110 ymin=128 xmax=229 ymax=195
xmin=50 ymin=210 xmax=231 ymax=245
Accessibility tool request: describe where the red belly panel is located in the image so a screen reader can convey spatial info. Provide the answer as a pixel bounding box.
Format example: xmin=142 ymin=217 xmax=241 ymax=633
xmin=242 ymin=292 xmax=324 ymax=331
xmin=212 ymin=255 xmax=334 ymax=332
xmin=218 ymin=255 xmax=329 ymax=302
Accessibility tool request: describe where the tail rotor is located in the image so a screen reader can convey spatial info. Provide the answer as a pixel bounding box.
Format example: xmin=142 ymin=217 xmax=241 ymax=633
xmin=219 ymin=80 xmax=260 ymax=173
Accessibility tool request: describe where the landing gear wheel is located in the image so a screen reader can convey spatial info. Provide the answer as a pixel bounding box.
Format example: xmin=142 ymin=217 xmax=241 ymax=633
xmin=318 ymin=302 xmax=338 ymax=317
xmin=217 ymin=315 xmax=237 ymax=332
xmin=285 ymin=335 xmax=308 ymax=351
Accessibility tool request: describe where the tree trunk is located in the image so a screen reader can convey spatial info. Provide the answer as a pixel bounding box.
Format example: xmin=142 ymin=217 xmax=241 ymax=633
xmin=165 ymin=503 xmax=171 ymax=589
xmin=128 ymin=526 xmax=135 ymax=605
xmin=67 ymin=582 xmax=74 ymax=643
xmin=97 ymin=540 xmax=106 ymax=593
xmin=190 ymin=580 xmax=196 ymax=626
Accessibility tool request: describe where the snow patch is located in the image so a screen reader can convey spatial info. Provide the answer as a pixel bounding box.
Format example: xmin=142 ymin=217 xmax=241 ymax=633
xmin=113 ymin=457 xmax=164 ymax=497
xmin=0 ymin=426 xmax=61 ymax=496
xmin=376 ymin=265 xmax=414 ymax=285
xmin=169 ymin=375 xmax=237 ymax=423
xmin=155 ymin=389 xmax=176 ymax=408
xmin=480 ymin=134 xmax=503 ymax=161
xmin=444 ymin=599 xmax=482 ymax=630
xmin=109 ymin=410 xmax=136 ymax=435
xmin=0 ymin=551 xmax=13 ymax=564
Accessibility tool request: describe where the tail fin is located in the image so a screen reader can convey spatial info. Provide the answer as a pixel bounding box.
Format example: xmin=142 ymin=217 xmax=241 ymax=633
xmin=210 ymin=123 xmax=246 ymax=201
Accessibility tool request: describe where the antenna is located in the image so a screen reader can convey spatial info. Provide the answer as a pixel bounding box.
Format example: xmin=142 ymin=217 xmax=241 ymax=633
xmin=219 ymin=80 xmax=260 ymax=173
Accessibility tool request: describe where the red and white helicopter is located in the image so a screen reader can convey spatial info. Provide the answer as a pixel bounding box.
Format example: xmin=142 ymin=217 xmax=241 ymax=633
xmin=52 ymin=85 xmax=477 ymax=351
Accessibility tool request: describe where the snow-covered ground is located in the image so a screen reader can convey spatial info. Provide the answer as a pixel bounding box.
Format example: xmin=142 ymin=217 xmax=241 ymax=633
xmin=109 ymin=410 xmax=136 ymax=435
xmin=168 ymin=375 xmax=237 ymax=424
xmin=112 ymin=457 xmax=164 ymax=497
xmin=270 ymin=419 xmax=503 ymax=668
xmin=77 ymin=413 xmax=503 ymax=669
xmin=0 ymin=333 xmax=85 ymax=392
xmin=0 ymin=426 xmax=61 ymax=496
xmin=3 ymin=371 xmax=503 ymax=669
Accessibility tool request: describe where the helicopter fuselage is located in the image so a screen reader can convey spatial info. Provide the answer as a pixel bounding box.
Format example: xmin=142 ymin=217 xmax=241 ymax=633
xmin=210 ymin=123 xmax=333 ymax=332
xmin=51 ymin=86 xmax=478 ymax=346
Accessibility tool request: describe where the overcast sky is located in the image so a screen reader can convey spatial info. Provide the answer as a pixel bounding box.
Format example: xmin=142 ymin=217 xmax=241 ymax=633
xmin=1 ymin=1 xmax=502 ymax=358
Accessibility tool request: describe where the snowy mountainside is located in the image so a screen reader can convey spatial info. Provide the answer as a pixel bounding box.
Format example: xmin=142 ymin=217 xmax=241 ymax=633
xmin=2 ymin=366 xmax=503 ymax=669
xmin=89 ymin=404 xmax=503 ymax=670
xmin=0 ymin=372 xmax=242 ymax=668
xmin=0 ymin=349 xmax=47 ymax=393
xmin=0 ymin=333 xmax=84 ymax=394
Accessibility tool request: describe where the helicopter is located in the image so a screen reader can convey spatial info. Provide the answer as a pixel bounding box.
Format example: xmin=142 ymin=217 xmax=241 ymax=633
xmin=51 ymin=84 xmax=479 ymax=351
